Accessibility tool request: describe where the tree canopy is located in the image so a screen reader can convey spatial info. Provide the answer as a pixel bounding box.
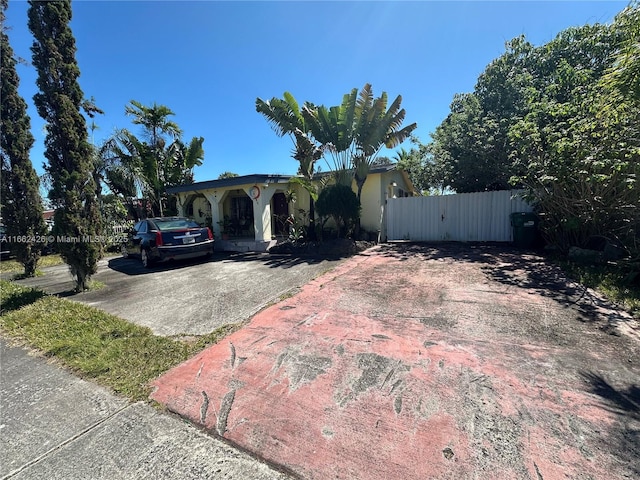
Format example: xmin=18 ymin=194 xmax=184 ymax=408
xmin=218 ymin=171 xmax=239 ymax=179
xmin=101 ymin=101 xmax=204 ymax=218
xmin=1 ymin=0 xmax=46 ymax=276
xmin=302 ymin=84 xmax=416 ymax=197
xmin=419 ymin=2 xmax=639 ymax=256
xmin=28 ymin=0 xmax=102 ymax=291
xmin=257 ymin=86 xmax=415 ymax=238
xmin=256 ymin=92 xmax=322 ymax=181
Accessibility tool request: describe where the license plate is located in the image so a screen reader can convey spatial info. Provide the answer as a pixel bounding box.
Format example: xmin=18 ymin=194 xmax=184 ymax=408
xmin=183 ymin=237 xmax=195 ymax=244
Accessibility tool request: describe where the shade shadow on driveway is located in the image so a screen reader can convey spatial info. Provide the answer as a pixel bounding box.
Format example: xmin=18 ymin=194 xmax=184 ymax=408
xmin=376 ymin=242 xmax=639 ymax=339
xmin=151 ymin=243 xmax=640 ymax=480
xmin=106 ymin=252 xmax=329 ymax=276
xmin=12 ymin=252 xmax=344 ymax=337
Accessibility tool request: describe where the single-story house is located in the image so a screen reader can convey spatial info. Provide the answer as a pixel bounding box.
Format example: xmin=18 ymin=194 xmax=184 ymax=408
xmin=166 ymin=165 xmax=417 ymax=252
xmin=43 ymin=209 xmax=55 ymax=231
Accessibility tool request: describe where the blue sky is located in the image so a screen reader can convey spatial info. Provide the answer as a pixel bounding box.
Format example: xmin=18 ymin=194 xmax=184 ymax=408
xmin=5 ymin=1 xmax=628 ymax=183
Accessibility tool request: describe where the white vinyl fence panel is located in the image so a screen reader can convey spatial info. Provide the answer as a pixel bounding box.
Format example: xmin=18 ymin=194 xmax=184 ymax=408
xmin=386 ymin=190 xmax=533 ymax=242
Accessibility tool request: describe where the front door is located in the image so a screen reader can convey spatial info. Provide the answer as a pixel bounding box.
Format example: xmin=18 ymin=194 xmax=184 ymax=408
xmin=272 ymin=192 xmax=289 ymax=235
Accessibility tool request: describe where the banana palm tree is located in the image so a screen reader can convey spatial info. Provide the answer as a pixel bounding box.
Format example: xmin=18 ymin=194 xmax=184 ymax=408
xmin=302 ymin=89 xmax=359 ymax=186
xmin=256 ymin=93 xmax=324 ymax=236
xmin=352 ymin=84 xmax=417 ymax=200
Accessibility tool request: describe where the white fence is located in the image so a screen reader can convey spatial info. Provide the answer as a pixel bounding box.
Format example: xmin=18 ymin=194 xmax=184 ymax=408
xmin=385 ymin=190 xmax=533 ymax=242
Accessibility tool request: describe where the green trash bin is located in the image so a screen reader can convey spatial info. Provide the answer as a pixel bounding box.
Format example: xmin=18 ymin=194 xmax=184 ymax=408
xmin=510 ymin=212 xmax=538 ymax=248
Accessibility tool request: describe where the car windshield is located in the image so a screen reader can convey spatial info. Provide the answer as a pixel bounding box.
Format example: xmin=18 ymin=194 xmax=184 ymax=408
xmin=153 ymin=219 xmax=200 ymax=231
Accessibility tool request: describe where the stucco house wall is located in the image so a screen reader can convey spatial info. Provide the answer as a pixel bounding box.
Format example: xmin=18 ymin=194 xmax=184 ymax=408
xmin=315 ymin=166 xmax=416 ymax=229
xmin=166 ymin=166 xmax=416 ymax=251
xmin=167 ymin=175 xmax=303 ymax=251
xmin=353 ymin=165 xmax=417 ymax=234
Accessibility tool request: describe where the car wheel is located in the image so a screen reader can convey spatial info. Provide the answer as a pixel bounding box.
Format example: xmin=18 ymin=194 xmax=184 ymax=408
xmin=121 ymin=244 xmax=129 ymax=259
xmin=141 ymin=248 xmax=153 ymax=268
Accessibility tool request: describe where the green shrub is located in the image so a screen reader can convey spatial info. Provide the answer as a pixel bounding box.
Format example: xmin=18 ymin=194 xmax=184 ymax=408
xmin=315 ymin=184 xmax=361 ymax=238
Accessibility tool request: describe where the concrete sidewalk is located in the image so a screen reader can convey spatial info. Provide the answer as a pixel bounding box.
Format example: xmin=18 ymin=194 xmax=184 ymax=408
xmin=0 ymin=339 xmax=290 ymax=480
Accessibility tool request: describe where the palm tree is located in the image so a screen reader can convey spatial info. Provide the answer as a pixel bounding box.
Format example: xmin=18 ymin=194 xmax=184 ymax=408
xmin=124 ymin=101 xmax=182 ymax=215
xmin=256 ymin=92 xmax=323 ymax=181
xmin=302 ymin=89 xmax=359 ymax=186
xmin=125 ymin=100 xmax=182 ymax=147
xmin=256 ymin=93 xmax=324 ymax=235
xmin=392 ymin=147 xmax=412 ymax=164
xmin=351 ymin=84 xmax=417 ymax=200
xmin=303 ymin=84 xmax=416 ymax=198
xmin=165 ymin=136 xmax=205 ymax=186
xmin=100 ymin=128 xmax=155 ymax=215
xmin=218 ymin=171 xmax=239 ymax=179
xmin=102 ymin=127 xmax=204 ymax=218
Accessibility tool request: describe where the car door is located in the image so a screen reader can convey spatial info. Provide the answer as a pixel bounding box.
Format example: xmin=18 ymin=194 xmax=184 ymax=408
xmin=126 ymin=221 xmax=143 ymax=256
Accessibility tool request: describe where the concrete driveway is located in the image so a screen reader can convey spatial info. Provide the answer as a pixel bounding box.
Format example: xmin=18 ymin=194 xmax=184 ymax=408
xmin=151 ymin=243 xmax=640 ymax=480
xmin=13 ymin=252 xmax=344 ymax=336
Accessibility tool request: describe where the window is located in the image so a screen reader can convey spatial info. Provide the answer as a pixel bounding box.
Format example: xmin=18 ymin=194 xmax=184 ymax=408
xmin=153 ymin=218 xmax=200 ymax=231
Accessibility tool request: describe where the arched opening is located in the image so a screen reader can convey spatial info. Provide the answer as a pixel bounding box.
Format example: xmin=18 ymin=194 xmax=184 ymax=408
xmin=219 ymin=189 xmax=255 ymax=238
xmin=183 ymin=194 xmax=212 ymax=228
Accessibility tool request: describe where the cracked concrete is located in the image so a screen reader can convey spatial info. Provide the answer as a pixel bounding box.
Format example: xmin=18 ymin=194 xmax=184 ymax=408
xmin=152 ymin=243 xmax=639 ymax=480
xmin=272 ymin=348 xmax=333 ymax=392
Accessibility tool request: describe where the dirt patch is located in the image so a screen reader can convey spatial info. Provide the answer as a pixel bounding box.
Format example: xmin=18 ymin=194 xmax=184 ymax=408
xmin=152 ymin=243 xmax=640 ymax=480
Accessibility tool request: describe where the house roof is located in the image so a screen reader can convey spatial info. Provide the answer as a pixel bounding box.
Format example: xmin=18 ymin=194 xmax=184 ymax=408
xmin=166 ymin=174 xmax=294 ymax=194
xmin=313 ymin=163 xmax=418 ymax=195
xmin=166 ymin=164 xmax=417 ymax=195
xmin=312 ymin=163 xmax=398 ymax=179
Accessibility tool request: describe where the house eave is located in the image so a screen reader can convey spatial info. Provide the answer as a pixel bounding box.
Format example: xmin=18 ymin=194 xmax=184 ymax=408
xmin=166 ymin=174 xmax=298 ymax=194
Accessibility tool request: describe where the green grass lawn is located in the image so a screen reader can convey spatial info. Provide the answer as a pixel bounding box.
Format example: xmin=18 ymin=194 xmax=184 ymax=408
xmin=1 ymin=252 xmax=120 ymax=280
xmin=0 ymin=280 xmax=239 ymax=401
xmin=0 ymin=254 xmax=65 ymax=274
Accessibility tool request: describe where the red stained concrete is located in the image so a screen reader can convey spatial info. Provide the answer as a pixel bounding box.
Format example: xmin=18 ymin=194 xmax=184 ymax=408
xmin=151 ymin=244 xmax=640 ymax=479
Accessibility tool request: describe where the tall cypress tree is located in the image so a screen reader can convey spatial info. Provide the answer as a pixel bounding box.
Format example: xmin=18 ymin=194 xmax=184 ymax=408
xmin=28 ymin=0 xmax=101 ymax=291
xmin=1 ymin=0 xmax=46 ymax=277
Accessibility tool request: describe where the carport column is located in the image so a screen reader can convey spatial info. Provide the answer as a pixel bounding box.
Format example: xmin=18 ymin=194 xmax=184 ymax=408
xmin=176 ymin=193 xmax=187 ymax=217
xmin=246 ymin=185 xmax=275 ymax=242
xmin=203 ymin=192 xmax=222 ymax=237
